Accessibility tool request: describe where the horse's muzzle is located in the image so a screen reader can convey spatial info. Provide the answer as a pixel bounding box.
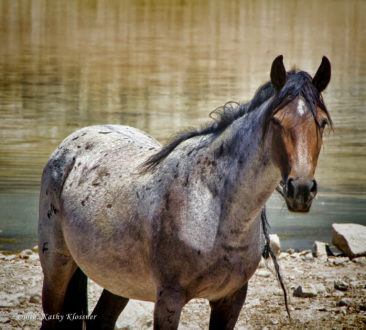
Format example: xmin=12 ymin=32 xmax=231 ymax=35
xmin=283 ymin=177 xmax=317 ymax=213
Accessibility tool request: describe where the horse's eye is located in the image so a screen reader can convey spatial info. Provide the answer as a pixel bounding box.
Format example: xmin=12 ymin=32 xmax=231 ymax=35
xmin=320 ymin=118 xmax=328 ymax=129
xmin=271 ymin=117 xmax=282 ymax=127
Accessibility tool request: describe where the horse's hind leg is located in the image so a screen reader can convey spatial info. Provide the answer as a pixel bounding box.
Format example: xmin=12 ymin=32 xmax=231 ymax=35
xmin=87 ymin=289 xmax=129 ymax=330
xmin=40 ymin=254 xmax=88 ymax=329
xmin=39 ymin=199 xmax=88 ymax=328
xmin=209 ymin=283 xmax=248 ymax=330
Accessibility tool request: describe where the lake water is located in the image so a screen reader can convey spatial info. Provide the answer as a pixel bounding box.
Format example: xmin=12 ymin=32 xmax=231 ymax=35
xmin=0 ymin=0 xmax=365 ymax=252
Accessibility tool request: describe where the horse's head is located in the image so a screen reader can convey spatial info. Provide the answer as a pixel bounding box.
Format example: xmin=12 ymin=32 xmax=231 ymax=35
xmin=269 ymin=55 xmax=332 ymax=213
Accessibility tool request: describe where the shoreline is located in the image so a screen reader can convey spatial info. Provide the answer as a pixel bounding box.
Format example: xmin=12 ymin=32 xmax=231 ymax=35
xmin=0 ymin=249 xmax=365 ymax=329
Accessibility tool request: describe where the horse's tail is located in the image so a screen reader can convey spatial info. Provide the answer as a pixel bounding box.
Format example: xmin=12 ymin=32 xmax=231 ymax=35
xmin=261 ymin=206 xmax=291 ymax=321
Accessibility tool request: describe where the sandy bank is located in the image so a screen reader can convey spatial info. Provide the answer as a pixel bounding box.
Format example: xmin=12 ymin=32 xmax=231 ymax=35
xmin=0 ymin=249 xmax=365 ymax=329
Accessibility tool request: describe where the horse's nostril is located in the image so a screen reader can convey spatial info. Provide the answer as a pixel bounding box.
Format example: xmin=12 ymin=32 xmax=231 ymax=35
xmin=309 ymin=179 xmax=317 ymax=197
xmin=286 ymin=178 xmax=295 ymax=198
xmin=309 ymin=179 xmax=317 ymax=192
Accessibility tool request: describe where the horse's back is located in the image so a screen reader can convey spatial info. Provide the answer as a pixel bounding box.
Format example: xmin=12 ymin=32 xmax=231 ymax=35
xmin=39 ymin=125 xmax=160 ymax=300
xmin=41 ymin=125 xmax=160 ymax=195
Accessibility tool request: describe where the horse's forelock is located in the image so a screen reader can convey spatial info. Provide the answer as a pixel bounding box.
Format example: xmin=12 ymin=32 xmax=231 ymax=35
xmin=268 ymin=71 xmax=332 ymax=129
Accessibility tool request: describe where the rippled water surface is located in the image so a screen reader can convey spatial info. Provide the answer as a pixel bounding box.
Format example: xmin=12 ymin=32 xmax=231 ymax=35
xmin=0 ymin=0 xmax=365 ymax=251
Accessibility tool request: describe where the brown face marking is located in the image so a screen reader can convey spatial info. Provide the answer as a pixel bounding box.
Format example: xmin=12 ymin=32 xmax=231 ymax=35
xmin=271 ymin=96 xmax=327 ymax=181
xmin=271 ymin=96 xmax=329 ymax=212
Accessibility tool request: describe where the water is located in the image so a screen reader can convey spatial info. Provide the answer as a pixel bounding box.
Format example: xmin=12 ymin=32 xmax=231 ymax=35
xmin=0 ymin=0 xmax=365 ymax=252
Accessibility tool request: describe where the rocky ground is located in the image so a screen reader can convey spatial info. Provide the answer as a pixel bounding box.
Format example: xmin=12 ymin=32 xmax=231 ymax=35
xmin=0 ymin=248 xmax=365 ymax=329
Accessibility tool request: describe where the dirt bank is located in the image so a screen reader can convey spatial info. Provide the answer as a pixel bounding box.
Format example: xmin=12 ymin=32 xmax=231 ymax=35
xmin=0 ymin=249 xmax=365 ymax=329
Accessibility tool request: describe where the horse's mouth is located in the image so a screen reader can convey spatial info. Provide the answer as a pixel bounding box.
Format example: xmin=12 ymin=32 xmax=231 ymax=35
xmin=276 ymin=181 xmax=313 ymax=213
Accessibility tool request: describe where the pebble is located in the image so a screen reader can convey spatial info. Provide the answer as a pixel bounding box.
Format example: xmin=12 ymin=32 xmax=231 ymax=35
xmin=19 ymin=249 xmax=33 ymax=259
xmin=337 ymin=298 xmax=352 ymax=307
xmin=256 ymin=269 xmax=271 ymax=278
xmin=293 ymin=284 xmax=317 ymax=298
xmin=352 ymin=257 xmax=366 ymax=265
xmin=314 ymin=240 xmax=329 ymax=259
xmin=332 ymin=257 xmax=349 ymax=266
xmin=334 ymin=280 xmax=349 ymax=291
xmin=299 ymin=249 xmax=313 ymax=256
xmin=273 ymin=289 xmax=284 ymax=296
xmin=303 ymin=253 xmax=314 ymax=261
xmin=29 ymin=293 xmax=41 ymax=304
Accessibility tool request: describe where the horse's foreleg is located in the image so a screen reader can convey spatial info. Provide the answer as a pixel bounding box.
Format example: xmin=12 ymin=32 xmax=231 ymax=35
xmin=153 ymin=286 xmax=186 ymax=330
xmin=87 ymin=289 xmax=129 ymax=330
xmin=208 ymin=283 xmax=248 ymax=330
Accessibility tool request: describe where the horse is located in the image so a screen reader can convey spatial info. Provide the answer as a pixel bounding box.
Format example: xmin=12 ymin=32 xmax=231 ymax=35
xmin=38 ymin=55 xmax=332 ymax=329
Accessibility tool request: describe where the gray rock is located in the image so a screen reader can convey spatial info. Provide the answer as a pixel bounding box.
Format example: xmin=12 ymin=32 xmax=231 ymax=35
xmin=293 ymin=284 xmax=317 ymax=298
xmin=332 ymin=257 xmax=349 ymax=266
xmin=269 ymin=234 xmax=281 ymax=257
xmin=299 ymin=249 xmax=312 ymax=256
xmin=273 ymin=289 xmax=284 ymax=296
xmin=337 ymin=298 xmax=352 ymax=307
xmin=313 ymin=241 xmax=328 ymax=259
xmin=29 ymin=293 xmax=41 ymax=304
xmin=19 ymin=249 xmax=33 ymax=259
xmin=332 ymin=223 xmax=366 ymax=259
xmin=334 ymin=280 xmax=349 ymax=291
xmin=301 ymin=251 xmax=314 ymax=261
xmin=256 ymin=269 xmax=271 ymax=278
xmin=352 ymin=257 xmax=366 ymax=265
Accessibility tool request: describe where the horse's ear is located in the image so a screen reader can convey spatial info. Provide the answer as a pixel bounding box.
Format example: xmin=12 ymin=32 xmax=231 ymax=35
xmin=270 ymin=55 xmax=287 ymax=92
xmin=312 ymin=56 xmax=331 ymax=93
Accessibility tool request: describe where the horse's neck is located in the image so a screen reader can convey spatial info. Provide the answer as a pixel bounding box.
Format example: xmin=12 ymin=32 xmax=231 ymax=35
xmin=204 ymin=104 xmax=279 ymax=244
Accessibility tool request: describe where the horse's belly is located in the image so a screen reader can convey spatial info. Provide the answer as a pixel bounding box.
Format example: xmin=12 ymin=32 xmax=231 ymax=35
xmin=78 ymin=253 xmax=156 ymax=301
xmin=62 ymin=217 xmax=157 ymax=301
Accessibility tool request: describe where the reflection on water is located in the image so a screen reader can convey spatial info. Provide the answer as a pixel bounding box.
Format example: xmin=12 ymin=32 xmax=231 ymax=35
xmin=0 ymin=0 xmax=365 ymax=251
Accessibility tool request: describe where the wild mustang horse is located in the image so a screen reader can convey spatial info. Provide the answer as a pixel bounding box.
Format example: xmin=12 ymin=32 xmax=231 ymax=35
xmin=39 ymin=56 xmax=332 ymax=329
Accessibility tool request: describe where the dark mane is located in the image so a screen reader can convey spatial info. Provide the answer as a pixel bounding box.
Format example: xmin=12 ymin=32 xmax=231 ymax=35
xmin=140 ymin=70 xmax=331 ymax=173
